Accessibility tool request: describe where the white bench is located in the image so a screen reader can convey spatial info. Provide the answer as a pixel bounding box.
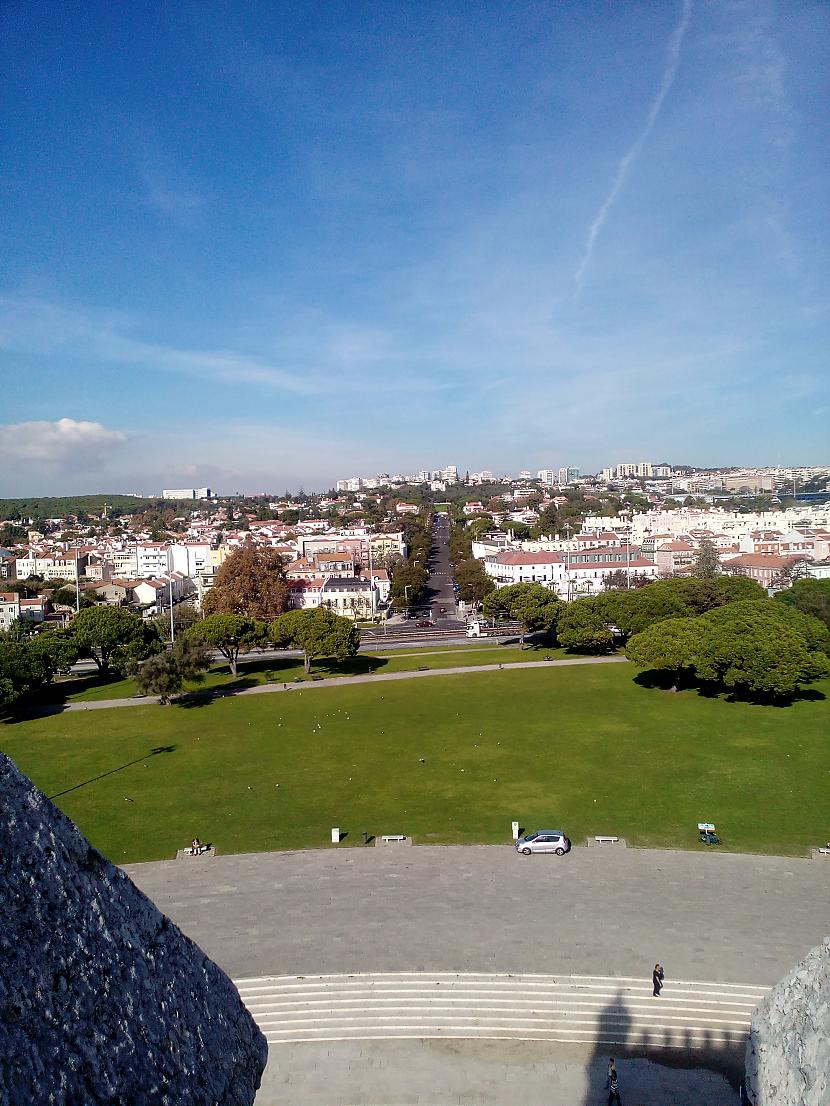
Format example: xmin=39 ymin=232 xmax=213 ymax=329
xmin=381 ymin=834 xmax=406 ymax=843
xmin=594 ymin=835 xmax=619 ymax=844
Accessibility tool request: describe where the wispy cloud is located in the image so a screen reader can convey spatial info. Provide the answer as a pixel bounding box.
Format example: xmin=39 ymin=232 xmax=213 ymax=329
xmin=138 ymin=164 xmax=208 ymax=219
xmin=0 ymin=295 xmax=318 ymax=395
xmin=574 ymin=0 xmax=693 ymax=295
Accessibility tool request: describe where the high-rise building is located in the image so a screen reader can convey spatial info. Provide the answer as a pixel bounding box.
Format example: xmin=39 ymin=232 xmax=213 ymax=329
xmin=537 ymin=469 xmax=556 ymax=486
xmin=557 ymin=467 xmax=580 ymax=484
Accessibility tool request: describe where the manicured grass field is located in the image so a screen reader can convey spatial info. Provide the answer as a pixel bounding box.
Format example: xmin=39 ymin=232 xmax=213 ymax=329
xmin=50 ymin=643 xmax=570 ymax=703
xmin=3 ymin=663 xmax=828 ymax=864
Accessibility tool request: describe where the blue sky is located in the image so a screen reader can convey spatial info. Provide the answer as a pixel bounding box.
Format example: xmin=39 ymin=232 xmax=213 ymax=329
xmin=1 ymin=0 xmax=828 ymax=495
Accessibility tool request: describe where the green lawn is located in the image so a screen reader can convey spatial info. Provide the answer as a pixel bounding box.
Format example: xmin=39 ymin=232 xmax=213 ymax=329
xmin=3 ymin=663 xmax=828 ymax=864
xmin=50 ymin=643 xmax=571 ymax=703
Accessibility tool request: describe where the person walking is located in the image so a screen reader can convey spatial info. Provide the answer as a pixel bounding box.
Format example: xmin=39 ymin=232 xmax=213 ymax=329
xmin=652 ymin=963 xmax=665 ymax=997
xmin=606 ymin=1064 xmax=622 ymax=1105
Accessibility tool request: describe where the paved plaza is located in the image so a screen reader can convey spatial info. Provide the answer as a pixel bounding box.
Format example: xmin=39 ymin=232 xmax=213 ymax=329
xmin=125 ymin=843 xmax=829 ymax=1104
xmin=126 ymin=842 xmax=829 ymax=984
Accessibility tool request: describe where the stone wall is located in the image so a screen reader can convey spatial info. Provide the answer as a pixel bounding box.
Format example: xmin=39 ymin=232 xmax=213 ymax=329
xmin=745 ymin=934 xmax=829 ymax=1106
xmin=0 ymin=754 xmax=267 ymax=1105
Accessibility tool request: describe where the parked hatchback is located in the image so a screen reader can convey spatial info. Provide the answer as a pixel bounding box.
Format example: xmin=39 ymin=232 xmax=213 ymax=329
xmin=516 ymin=829 xmax=571 ymax=856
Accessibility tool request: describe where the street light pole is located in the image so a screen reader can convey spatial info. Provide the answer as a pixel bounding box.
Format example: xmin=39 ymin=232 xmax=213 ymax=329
xmin=169 ymin=578 xmax=175 ymax=643
xmin=622 ymin=510 xmax=632 ymax=590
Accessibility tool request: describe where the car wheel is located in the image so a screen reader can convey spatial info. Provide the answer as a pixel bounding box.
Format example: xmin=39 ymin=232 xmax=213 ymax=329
xmin=555 ymin=847 xmax=565 ymax=856
xmin=521 ymin=847 xmax=532 ymax=855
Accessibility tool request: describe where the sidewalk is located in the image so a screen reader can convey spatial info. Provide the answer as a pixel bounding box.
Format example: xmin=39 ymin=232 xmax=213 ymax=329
xmin=42 ymin=654 xmax=629 ymax=714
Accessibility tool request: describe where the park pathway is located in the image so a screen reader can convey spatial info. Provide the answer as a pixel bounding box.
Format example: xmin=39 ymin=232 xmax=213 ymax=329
xmin=42 ymin=654 xmax=629 ymax=714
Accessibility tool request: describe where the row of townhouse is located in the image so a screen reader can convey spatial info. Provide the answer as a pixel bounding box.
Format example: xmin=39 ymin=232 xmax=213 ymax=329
xmin=720 ymin=554 xmax=812 ymax=587
xmin=14 ymin=550 xmax=90 ymax=581
xmin=86 ymin=572 xmax=194 ymax=610
xmin=297 ymin=530 xmax=407 ymax=563
xmin=583 ymin=506 xmax=830 ymax=542
xmin=0 ymin=592 xmax=48 ymax=630
xmin=484 ymin=546 xmax=660 ymax=599
xmin=285 ymin=549 xmax=391 ymax=619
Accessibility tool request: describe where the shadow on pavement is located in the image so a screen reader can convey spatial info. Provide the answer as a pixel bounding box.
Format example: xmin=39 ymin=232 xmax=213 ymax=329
xmin=580 ymin=985 xmax=746 ymax=1105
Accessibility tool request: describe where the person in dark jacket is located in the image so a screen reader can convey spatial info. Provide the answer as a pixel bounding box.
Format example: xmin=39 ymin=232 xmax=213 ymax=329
xmin=653 ymin=963 xmax=665 ymax=997
xmin=606 ymin=1065 xmax=622 ymax=1104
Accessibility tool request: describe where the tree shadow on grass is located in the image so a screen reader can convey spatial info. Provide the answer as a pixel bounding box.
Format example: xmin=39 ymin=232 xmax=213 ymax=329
xmin=312 ymin=655 xmax=386 ymax=677
xmin=632 ymin=670 xmax=825 ymax=707
xmin=47 ymin=745 xmax=176 ymax=799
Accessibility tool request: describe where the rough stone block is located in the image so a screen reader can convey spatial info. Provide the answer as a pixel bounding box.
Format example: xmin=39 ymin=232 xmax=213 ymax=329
xmin=0 ymin=754 xmax=267 ymax=1106
xmin=745 ymin=934 xmax=829 ymax=1105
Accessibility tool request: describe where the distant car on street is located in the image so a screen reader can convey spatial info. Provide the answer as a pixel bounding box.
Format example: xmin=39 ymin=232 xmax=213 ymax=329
xmin=416 ymin=619 xmax=433 ymax=628
xmin=515 ymin=830 xmax=571 ymax=856
xmin=439 ymin=606 xmax=447 ymax=613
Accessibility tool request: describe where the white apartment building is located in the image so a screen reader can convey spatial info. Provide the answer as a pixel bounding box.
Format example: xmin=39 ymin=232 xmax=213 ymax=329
xmin=602 ymin=462 xmax=669 ymax=480
xmin=584 ymin=506 xmax=830 ymax=544
xmin=162 ymin=487 xmax=212 ymax=499
xmin=108 ymin=548 xmax=139 ymax=577
xmin=14 ymin=551 xmax=88 ymax=581
xmin=483 ymin=546 xmax=659 ymax=599
xmin=537 ymin=469 xmax=556 ymax=486
xmin=135 ymin=543 xmax=170 ymax=578
xmin=168 ymin=542 xmax=212 ymax=578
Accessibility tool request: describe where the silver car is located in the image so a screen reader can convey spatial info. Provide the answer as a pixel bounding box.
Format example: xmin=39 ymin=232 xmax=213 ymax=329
xmin=516 ymin=829 xmax=571 ymax=856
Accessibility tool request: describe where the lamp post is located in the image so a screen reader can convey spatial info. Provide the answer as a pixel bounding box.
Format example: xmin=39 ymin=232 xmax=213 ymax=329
xmin=169 ymin=578 xmax=175 ymax=643
xmin=621 ymin=508 xmax=633 ymax=590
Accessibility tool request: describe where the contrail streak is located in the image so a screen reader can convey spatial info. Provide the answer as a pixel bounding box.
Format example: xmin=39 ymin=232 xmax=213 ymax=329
xmin=574 ymin=0 xmax=693 ymax=295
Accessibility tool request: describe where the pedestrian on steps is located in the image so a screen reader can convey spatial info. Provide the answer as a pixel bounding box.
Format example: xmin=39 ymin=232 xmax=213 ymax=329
xmin=653 ymin=962 xmax=665 ymax=997
xmin=606 ymin=1064 xmax=622 ymax=1105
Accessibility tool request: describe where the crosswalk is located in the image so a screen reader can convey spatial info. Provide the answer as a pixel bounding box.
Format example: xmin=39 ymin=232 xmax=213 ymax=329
xmin=235 ymin=972 xmax=767 ymax=1049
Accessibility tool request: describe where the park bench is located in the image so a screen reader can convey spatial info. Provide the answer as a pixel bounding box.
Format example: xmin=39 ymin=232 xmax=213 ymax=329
xmin=594 ymin=835 xmax=619 ymax=844
xmin=381 ymin=834 xmax=406 ymax=843
xmin=176 ymin=846 xmax=215 ymax=860
xmin=418 ymin=666 xmax=429 ymax=671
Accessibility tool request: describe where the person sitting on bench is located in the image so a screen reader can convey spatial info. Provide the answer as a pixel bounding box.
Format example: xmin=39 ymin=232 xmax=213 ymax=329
xmin=190 ymin=837 xmax=206 ymax=855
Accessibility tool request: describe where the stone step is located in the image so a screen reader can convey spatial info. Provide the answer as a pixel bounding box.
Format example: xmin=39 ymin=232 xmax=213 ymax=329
xmin=234 ymin=972 xmax=767 ymax=1048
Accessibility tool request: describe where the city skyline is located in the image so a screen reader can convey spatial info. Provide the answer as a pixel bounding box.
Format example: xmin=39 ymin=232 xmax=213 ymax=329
xmin=2 ymin=1 xmax=829 ymax=495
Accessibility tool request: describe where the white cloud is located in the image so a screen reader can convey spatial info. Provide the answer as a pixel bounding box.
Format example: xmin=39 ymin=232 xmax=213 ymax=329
xmin=0 ymin=418 xmax=128 ymax=465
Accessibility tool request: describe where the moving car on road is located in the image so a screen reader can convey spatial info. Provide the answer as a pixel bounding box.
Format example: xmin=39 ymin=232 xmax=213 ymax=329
xmin=515 ymin=830 xmax=571 ymax=856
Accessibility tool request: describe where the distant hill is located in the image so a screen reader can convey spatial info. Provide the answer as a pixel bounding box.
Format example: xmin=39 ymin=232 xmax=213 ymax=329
xmin=0 ymin=494 xmax=157 ymax=519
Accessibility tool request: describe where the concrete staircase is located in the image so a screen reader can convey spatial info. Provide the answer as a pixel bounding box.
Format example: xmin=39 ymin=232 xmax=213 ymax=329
xmin=235 ymin=972 xmax=767 ymax=1050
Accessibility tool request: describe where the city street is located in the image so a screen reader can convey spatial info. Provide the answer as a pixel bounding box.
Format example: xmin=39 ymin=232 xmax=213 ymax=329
xmin=391 ymin=510 xmax=465 ymax=630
